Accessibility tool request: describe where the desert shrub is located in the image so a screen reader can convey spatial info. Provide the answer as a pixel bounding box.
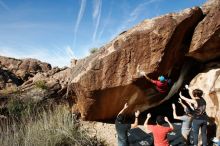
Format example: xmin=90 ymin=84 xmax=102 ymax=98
xmin=0 ymin=105 xmax=106 ymax=146
xmin=89 ymin=48 xmax=99 ymax=54
xmin=7 ymin=98 xmax=25 ymax=119
xmin=34 ymin=80 xmax=47 ymax=90
xmin=7 ymin=98 xmax=36 ymax=120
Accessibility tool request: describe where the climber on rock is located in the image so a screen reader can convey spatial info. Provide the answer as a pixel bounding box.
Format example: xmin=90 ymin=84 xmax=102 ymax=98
xmin=137 ymin=65 xmax=169 ymax=94
xmin=115 ymin=103 xmax=140 ymax=146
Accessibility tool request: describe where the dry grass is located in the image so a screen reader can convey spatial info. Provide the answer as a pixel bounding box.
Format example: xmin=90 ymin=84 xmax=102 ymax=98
xmin=0 ymin=104 xmax=105 ymax=146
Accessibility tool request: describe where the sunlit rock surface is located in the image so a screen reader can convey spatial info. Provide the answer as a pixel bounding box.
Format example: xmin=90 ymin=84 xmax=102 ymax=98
xmin=189 ymin=66 xmax=220 ymax=137
xmin=69 ymin=7 xmax=203 ymax=120
xmin=188 ymin=0 xmax=220 ymax=61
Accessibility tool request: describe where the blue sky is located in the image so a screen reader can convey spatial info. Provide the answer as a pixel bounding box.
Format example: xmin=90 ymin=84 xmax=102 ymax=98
xmin=0 ymin=0 xmax=206 ymax=67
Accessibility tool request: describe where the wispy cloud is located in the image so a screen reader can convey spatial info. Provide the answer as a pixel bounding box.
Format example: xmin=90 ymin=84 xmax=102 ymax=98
xmin=127 ymin=0 xmax=161 ymax=25
xmin=73 ymin=0 xmax=87 ymax=49
xmin=65 ymin=46 xmax=76 ymax=59
xmin=92 ymin=0 xmax=102 ymax=42
xmin=97 ymin=7 xmax=112 ymax=41
xmin=109 ymin=0 xmax=162 ymax=40
xmin=0 ymin=0 xmax=10 ymax=11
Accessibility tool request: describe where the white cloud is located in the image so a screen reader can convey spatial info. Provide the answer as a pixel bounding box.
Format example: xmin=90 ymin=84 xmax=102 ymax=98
xmin=73 ymin=0 xmax=87 ymax=48
xmin=97 ymin=8 xmax=112 ymax=40
xmin=92 ymin=0 xmax=102 ymax=42
xmin=0 ymin=0 xmax=10 ymax=11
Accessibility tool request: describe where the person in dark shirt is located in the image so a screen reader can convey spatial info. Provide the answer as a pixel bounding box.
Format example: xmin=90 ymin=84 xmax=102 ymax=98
xmin=179 ymin=86 xmax=208 ymax=146
xmin=115 ymin=103 xmax=140 ymax=146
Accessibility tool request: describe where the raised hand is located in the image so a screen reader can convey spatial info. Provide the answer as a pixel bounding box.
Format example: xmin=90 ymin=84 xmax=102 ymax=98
xmin=123 ymin=103 xmax=128 ymax=109
xmin=135 ymin=110 xmax=140 ymax=117
xmin=164 ymin=117 xmax=169 ymax=122
xmin=185 ymin=84 xmax=189 ymax=89
xmin=172 ymin=104 xmax=176 ymax=109
xmin=179 ymin=92 xmax=183 ymax=98
xmin=147 ymin=113 xmax=151 ymax=118
xmin=178 ymin=98 xmax=183 ymax=104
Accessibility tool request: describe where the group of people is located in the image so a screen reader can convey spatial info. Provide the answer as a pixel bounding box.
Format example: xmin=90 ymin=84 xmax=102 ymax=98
xmin=115 ymin=72 xmax=219 ymax=146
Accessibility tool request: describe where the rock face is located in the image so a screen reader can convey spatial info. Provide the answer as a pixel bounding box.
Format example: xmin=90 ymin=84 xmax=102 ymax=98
xmin=0 ymin=56 xmax=69 ymax=102
xmin=0 ymin=56 xmax=51 ymax=90
xmin=189 ymin=66 xmax=220 ymax=137
xmin=69 ymin=7 xmax=203 ymax=120
xmin=188 ymin=0 xmax=220 ymax=61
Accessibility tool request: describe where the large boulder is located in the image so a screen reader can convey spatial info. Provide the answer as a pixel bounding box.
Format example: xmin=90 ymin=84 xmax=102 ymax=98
xmin=0 ymin=56 xmax=51 ymax=81
xmin=0 ymin=56 xmax=51 ymax=90
xmin=189 ymin=65 xmax=220 ymax=137
xmin=69 ymin=7 xmax=203 ymax=120
xmin=14 ymin=67 xmax=71 ymax=101
xmin=188 ymin=0 xmax=220 ymax=61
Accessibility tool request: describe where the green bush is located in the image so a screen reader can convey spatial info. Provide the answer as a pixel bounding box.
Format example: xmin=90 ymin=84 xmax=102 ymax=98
xmin=34 ymin=80 xmax=47 ymax=90
xmin=89 ymin=48 xmax=99 ymax=54
xmin=7 ymin=98 xmax=36 ymax=119
xmin=7 ymin=98 xmax=25 ymax=119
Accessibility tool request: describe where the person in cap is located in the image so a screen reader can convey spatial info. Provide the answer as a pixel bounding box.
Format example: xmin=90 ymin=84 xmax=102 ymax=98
xmin=172 ymin=99 xmax=193 ymax=144
xmin=115 ymin=103 xmax=140 ymax=146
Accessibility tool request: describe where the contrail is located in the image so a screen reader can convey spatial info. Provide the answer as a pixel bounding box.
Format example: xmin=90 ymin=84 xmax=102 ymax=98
xmin=92 ymin=0 xmax=102 ymax=42
xmin=73 ymin=0 xmax=87 ymax=49
xmin=0 ymin=0 xmax=10 ymax=11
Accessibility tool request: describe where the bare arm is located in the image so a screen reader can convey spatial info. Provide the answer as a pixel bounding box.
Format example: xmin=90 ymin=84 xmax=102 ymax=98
xmin=131 ymin=110 xmax=140 ymax=128
xmin=117 ymin=103 xmax=128 ymax=116
xmin=164 ymin=117 xmax=174 ymax=130
xmin=179 ymin=98 xmax=194 ymax=110
xmin=179 ymin=92 xmax=196 ymax=105
xmin=178 ymin=99 xmax=187 ymax=109
xmin=144 ymin=74 xmax=153 ymax=83
xmin=172 ymin=104 xmax=181 ymax=120
xmin=137 ymin=65 xmax=153 ymax=83
xmin=185 ymin=85 xmax=195 ymax=100
xmin=144 ymin=113 xmax=151 ymax=130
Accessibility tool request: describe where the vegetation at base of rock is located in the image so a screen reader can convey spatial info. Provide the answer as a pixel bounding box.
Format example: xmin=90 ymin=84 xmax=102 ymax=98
xmin=34 ymin=80 xmax=47 ymax=89
xmin=0 ymin=104 xmax=106 ymax=146
xmin=89 ymin=48 xmax=99 ymax=54
xmin=0 ymin=86 xmax=19 ymax=95
xmin=7 ymin=98 xmax=36 ymax=119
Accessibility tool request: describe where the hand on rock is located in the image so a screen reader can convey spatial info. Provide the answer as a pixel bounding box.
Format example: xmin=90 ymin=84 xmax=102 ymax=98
xmin=139 ymin=71 xmax=146 ymax=77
